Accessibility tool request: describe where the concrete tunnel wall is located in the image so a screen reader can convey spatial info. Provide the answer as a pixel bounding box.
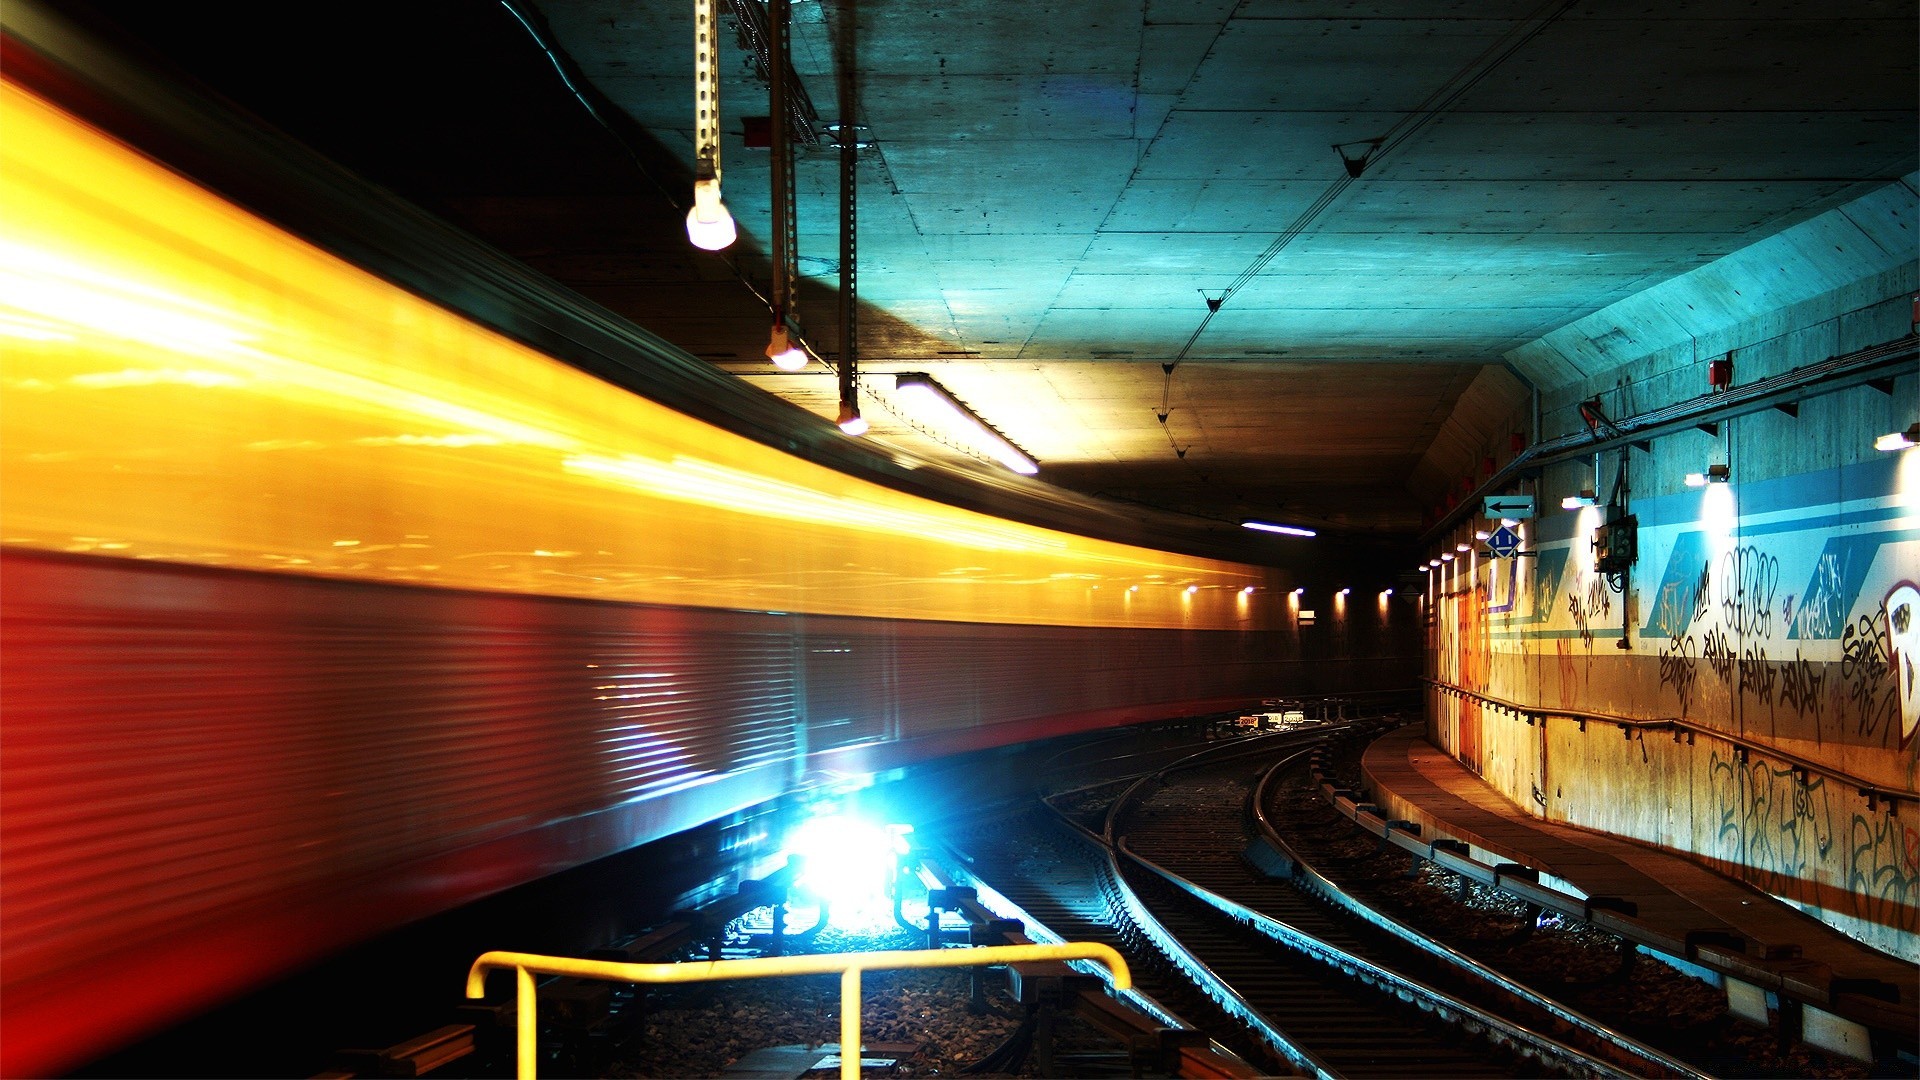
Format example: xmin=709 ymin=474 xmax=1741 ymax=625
xmin=1423 ymin=175 xmax=1919 ymax=962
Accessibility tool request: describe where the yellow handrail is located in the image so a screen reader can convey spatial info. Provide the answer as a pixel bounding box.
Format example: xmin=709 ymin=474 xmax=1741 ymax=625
xmin=466 ymin=942 xmax=1132 ymax=1079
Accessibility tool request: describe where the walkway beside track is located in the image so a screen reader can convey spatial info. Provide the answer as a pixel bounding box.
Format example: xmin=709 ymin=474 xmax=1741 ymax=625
xmin=1356 ymin=724 xmax=1916 ymax=1057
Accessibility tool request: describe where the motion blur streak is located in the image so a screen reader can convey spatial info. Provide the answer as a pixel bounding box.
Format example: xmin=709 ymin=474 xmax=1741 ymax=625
xmin=0 ymin=60 xmax=1345 ymax=1076
xmin=0 ymin=79 xmax=1268 ymax=627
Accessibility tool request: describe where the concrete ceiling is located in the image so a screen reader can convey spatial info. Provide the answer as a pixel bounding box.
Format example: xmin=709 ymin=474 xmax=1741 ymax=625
xmin=519 ymin=0 xmax=1914 ymax=536
xmin=75 ymin=0 xmax=1917 ymax=546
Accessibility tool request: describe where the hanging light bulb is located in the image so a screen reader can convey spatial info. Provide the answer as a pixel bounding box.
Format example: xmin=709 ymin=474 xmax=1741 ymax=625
xmin=686 ymin=178 xmax=737 ymax=251
xmin=766 ymin=324 xmax=807 ymax=370
xmin=836 ymin=400 xmax=868 ymax=436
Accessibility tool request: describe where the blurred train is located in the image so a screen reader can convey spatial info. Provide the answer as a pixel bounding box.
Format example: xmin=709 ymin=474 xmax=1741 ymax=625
xmin=0 ymin=5 xmax=1404 ymax=1073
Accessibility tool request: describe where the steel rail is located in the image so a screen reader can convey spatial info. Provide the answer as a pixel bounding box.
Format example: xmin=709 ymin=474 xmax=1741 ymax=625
xmin=1250 ymin=747 xmax=1714 ymax=1080
xmin=1114 ymin=836 xmax=1632 ymax=1079
xmin=1098 ymin=737 xmax=1633 ymax=1079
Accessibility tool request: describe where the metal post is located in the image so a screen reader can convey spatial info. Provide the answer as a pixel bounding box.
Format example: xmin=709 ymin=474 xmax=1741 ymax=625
xmin=839 ymin=966 xmax=862 ymax=1080
xmin=769 ymin=0 xmax=796 ymax=332
xmin=516 ymin=965 xmax=537 ymax=1080
xmin=835 ymin=0 xmax=857 ymax=415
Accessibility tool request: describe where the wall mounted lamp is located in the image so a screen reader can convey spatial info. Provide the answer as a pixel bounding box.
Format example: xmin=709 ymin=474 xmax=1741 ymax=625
xmin=1474 ymin=529 xmax=1491 ymax=540
xmin=1560 ymin=488 xmax=1597 ymax=510
xmin=1684 ymin=463 xmax=1730 ymax=487
xmin=1440 ymin=552 xmax=1455 ymax=562
xmin=1428 ymin=558 xmax=1441 ymax=568
xmin=1291 ymin=587 xmax=1306 ymax=596
xmin=1876 ymin=423 xmax=1919 ymax=451
xmin=891 ymin=373 xmax=1036 ymax=474
xmin=1337 ymin=587 xmax=1351 ymax=597
xmin=1455 ymin=542 xmax=1471 ymax=552
xmin=1380 ymin=588 xmax=1394 ymax=598
xmin=1242 ymin=521 xmax=1317 ymax=537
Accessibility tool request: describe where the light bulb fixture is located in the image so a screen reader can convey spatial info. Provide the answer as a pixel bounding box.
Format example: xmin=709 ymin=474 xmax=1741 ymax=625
xmin=1242 ymin=520 xmax=1317 ymax=538
xmin=1499 ymin=517 xmax=1519 ymax=527
xmin=1474 ymin=529 xmax=1491 ymax=541
xmin=1684 ymin=463 xmax=1730 ymax=487
xmin=1455 ymin=542 xmax=1471 ymax=552
xmin=1337 ymin=587 xmax=1351 ymax=596
xmin=686 ymin=181 xmax=737 ymax=251
xmin=1440 ymin=552 xmax=1455 ymax=562
xmin=891 ymin=372 xmax=1037 ymax=474
xmin=1428 ymin=559 xmax=1441 ymax=568
xmin=836 ymin=400 xmax=868 ymax=436
xmin=1380 ymin=588 xmax=1394 ymax=597
xmin=1875 ymin=423 xmax=1919 ymax=451
xmin=1240 ymin=586 xmax=1255 ymax=595
xmin=1560 ymin=488 xmax=1597 ymax=510
xmin=766 ymin=324 xmax=807 ymax=370
xmin=1290 ymin=587 xmax=1305 ymax=596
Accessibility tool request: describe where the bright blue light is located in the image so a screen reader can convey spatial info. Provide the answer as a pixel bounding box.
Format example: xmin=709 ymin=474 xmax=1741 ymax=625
xmin=785 ymin=811 xmax=908 ymax=929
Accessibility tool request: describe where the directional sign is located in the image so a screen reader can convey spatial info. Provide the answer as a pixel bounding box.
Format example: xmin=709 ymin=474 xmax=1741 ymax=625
xmin=1486 ymin=525 xmax=1522 ymax=558
xmin=1482 ymin=494 xmax=1535 ymax=521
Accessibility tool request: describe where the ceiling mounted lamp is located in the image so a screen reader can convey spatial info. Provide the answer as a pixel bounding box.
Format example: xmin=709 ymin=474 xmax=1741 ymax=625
xmin=1242 ymin=520 xmax=1316 ymax=537
xmin=1875 ymin=422 xmax=1919 ymax=451
xmin=891 ymin=372 xmax=1037 ymax=474
xmin=686 ymin=178 xmax=736 ymax=251
xmin=686 ymin=0 xmax=736 ymax=250
xmin=836 ymin=398 xmax=868 ymax=437
xmin=765 ymin=324 xmax=807 ymax=371
xmin=1684 ymin=463 xmax=1730 ymax=487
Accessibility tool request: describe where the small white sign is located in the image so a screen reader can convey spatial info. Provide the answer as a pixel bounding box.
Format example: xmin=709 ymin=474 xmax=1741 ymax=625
xmin=1482 ymin=494 xmax=1535 ymax=520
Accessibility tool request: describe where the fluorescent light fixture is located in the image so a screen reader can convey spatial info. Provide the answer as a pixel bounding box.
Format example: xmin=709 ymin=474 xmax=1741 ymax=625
xmin=1875 ymin=423 xmax=1919 ymax=451
xmin=836 ymin=400 xmax=868 ymax=436
xmin=890 ymin=373 xmax=1036 ymax=474
xmin=1684 ymin=463 xmax=1730 ymax=487
xmin=685 ymin=178 xmax=737 ymax=251
xmin=766 ymin=324 xmax=807 ymax=371
xmin=1242 ymin=520 xmax=1316 ymax=537
xmin=1560 ymin=488 xmax=1596 ymax=509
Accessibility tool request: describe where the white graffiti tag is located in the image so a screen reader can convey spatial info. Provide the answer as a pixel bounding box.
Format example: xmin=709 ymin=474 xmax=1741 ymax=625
xmin=1888 ymin=583 xmax=1920 ymax=745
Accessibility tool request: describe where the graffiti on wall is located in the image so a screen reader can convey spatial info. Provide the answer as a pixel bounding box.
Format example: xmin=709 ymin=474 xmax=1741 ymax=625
xmin=1709 ymin=747 xmax=1918 ymax=937
xmin=1847 ymin=811 xmax=1920 ymax=938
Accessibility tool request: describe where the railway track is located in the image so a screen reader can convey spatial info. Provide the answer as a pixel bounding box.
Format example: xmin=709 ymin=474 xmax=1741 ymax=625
xmin=946 ymin=722 xmax=1706 ymax=1079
